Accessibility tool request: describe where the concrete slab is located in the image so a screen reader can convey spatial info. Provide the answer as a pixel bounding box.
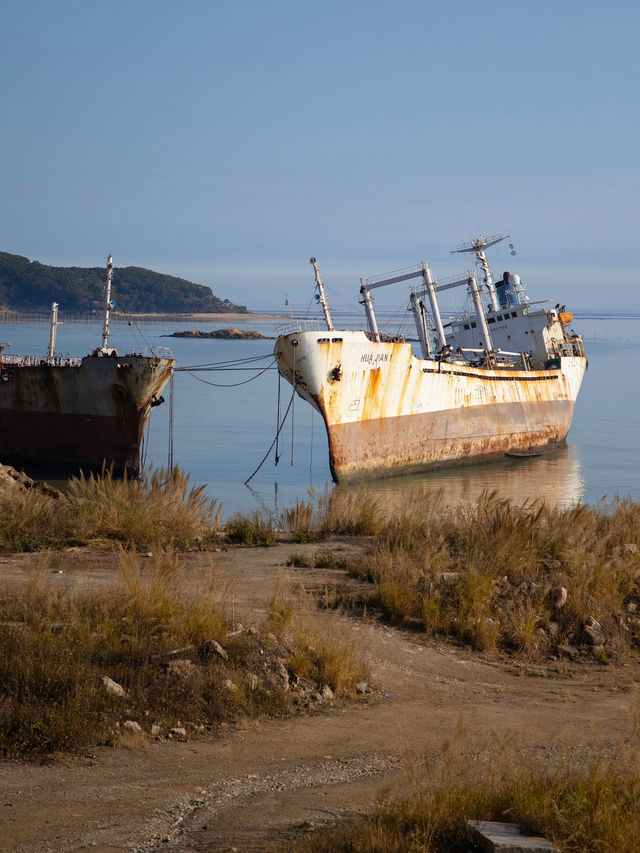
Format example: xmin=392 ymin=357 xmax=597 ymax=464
xmin=467 ymin=820 xmax=559 ymax=852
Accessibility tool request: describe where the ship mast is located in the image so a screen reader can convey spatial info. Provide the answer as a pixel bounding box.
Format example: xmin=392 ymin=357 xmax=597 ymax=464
xmin=309 ymin=257 xmax=334 ymax=331
xmin=101 ymin=254 xmax=114 ymax=352
xmin=452 ymin=234 xmax=508 ymax=313
xmin=48 ymin=302 xmax=59 ymax=358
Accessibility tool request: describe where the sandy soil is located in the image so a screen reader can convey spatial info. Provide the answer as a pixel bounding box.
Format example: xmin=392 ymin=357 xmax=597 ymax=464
xmin=1 ymin=541 xmax=637 ymax=852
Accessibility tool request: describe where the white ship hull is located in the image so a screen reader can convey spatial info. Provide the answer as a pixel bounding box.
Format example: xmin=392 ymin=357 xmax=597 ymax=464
xmin=275 ymin=330 xmax=586 ymax=483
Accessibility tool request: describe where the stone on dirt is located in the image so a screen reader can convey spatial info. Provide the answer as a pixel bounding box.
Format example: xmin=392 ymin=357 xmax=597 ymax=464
xmin=202 ymin=638 xmax=228 ymax=660
xmin=558 ymin=643 xmax=578 ymax=659
xmin=101 ymin=675 xmax=127 ymax=698
xmin=321 ymin=684 xmax=335 ymax=700
xmin=123 ymin=720 xmax=142 ymax=733
xmin=584 ymin=616 xmax=605 ymax=646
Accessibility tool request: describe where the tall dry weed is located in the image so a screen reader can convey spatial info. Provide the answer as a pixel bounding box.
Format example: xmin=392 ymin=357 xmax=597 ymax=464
xmin=268 ymin=574 xmax=369 ymax=695
xmin=68 ymin=465 xmax=220 ymax=548
xmin=0 ymin=466 xmax=220 ymax=552
xmin=349 ymin=490 xmax=640 ymax=659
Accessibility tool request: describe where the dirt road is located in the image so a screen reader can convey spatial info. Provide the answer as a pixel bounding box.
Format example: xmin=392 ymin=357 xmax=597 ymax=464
xmin=0 ymin=542 xmax=637 ymax=852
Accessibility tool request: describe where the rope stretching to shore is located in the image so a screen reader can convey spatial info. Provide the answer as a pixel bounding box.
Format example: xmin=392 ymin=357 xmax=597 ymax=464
xmin=244 ymin=386 xmax=296 ymax=485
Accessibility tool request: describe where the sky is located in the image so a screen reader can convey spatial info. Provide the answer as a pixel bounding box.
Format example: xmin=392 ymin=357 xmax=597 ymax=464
xmin=2 ymin=0 xmax=639 ymax=312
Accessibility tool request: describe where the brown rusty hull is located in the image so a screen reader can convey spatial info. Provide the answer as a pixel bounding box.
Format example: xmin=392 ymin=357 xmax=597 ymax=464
xmin=0 ymin=408 xmax=147 ymax=473
xmin=0 ymin=353 xmax=174 ymax=474
xmin=325 ymin=398 xmax=574 ymax=482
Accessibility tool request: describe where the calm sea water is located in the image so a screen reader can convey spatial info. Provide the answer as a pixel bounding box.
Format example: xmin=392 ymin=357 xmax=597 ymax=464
xmin=1 ymin=312 xmax=637 ymax=517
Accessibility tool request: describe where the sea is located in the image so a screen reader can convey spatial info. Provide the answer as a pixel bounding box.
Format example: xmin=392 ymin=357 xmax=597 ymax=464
xmin=1 ymin=310 xmax=637 ymax=518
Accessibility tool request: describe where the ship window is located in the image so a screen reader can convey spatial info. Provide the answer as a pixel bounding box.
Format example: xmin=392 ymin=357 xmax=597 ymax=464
xmin=332 ymin=338 xmax=343 ymax=342
xmin=471 ymin=322 xmax=477 ymax=328
xmin=496 ymin=315 xmax=502 ymax=321
xmin=464 ymin=323 xmax=470 ymax=330
xmin=487 ymin=317 xmax=495 ymax=324
xmin=511 ymin=312 xmax=517 ymax=318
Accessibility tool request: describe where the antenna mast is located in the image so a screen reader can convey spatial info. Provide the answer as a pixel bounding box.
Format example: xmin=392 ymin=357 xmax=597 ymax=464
xmin=102 ymin=254 xmax=114 ymax=351
xmin=452 ymin=234 xmax=509 ymax=313
xmin=48 ymin=302 xmax=59 ymax=358
xmin=310 ymin=257 xmax=334 ymax=331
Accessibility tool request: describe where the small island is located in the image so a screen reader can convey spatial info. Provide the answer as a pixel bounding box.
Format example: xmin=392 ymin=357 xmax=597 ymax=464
xmin=164 ymin=328 xmax=268 ymax=340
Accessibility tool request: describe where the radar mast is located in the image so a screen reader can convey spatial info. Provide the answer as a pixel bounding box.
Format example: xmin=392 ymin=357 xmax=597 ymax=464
xmin=452 ymin=234 xmax=509 ymax=313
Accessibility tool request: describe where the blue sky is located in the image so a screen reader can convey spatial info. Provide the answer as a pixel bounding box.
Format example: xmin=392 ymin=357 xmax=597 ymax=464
xmin=2 ymin=0 xmax=638 ymax=311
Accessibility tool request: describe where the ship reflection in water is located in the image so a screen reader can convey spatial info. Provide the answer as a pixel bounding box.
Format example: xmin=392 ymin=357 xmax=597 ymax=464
xmin=329 ymin=444 xmax=585 ymax=515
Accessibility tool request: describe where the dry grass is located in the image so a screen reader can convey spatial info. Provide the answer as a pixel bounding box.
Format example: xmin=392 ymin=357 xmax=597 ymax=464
xmin=267 ymin=575 xmax=370 ymax=697
xmin=319 ymin=489 xmax=385 ymax=537
xmin=0 ymin=466 xmax=220 ymax=552
xmin=0 ymin=551 xmax=288 ymax=758
xmin=0 ymin=550 xmax=371 ymax=759
xmin=68 ymin=466 xmax=220 ymax=548
xmin=346 ymin=491 xmax=640 ymax=660
xmin=280 ymin=723 xmax=640 ymax=852
xmin=224 ymin=509 xmax=277 ymax=545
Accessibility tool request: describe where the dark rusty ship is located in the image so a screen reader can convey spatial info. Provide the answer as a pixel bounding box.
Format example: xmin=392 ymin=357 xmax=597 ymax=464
xmin=0 ymin=255 xmax=175 ymax=474
xmin=274 ymin=236 xmax=586 ymax=482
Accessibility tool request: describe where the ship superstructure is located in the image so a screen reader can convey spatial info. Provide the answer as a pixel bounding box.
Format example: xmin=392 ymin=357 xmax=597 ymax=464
xmin=274 ymin=236 xmax=586 ymax=482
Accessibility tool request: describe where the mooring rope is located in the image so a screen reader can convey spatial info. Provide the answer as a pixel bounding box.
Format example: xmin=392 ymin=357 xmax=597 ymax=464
xmin=290 ymin=343 xmax=296 ymax=466
xmin=176 ymin=353 xmax=273 ymax=370
xmin=275 ymin=372 xmax=282 ymax=466
xmin=182 ymin=359 xmax=276 ymax=388
xmin=244 ymin=386 xmax=296 ymax=485
xmin=168 ymin=370 xmax=175 ymax=470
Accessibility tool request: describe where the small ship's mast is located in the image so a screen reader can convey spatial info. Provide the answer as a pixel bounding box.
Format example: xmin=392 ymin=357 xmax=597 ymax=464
xmin=48 ymin=302 xmax=59 ymax=357
xmin=101 ymin=254 xmax=114 ymax=351
xmin=421 ymin=262 xmax=447 ymax=350
xmin=310 ymin=257 xmax=334 ymax=331
xmin=452 ymin=234 xmax=508 ymax=313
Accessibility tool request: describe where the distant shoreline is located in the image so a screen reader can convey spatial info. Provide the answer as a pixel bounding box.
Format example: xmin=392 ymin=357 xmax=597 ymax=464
xmin=0 ymin=310 xmax=283 ymax=323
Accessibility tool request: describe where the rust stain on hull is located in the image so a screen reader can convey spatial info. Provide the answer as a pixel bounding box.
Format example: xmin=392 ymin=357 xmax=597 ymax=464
xmin=325 ymin=399 xmax=574 ymax=482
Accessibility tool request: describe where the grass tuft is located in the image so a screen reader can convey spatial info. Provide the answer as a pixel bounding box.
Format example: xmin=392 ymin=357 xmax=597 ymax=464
xmin=346 ymin=491 xmax=640 ymax=660
xmin=267 ymin=576 xmax=369 ymax=696
xmin=224 ymin=509 xmax=277 ymax=546
xmin=0 ymin=466 xmax=220 ymax=552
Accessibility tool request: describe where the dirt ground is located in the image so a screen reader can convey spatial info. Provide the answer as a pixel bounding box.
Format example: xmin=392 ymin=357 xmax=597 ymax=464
xmin=1 ymin=541 xmax=638 ymax=853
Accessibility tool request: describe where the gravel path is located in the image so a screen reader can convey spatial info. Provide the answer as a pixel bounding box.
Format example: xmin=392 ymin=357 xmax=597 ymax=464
xmin=0 ymin=541 xmax=637 ymax=852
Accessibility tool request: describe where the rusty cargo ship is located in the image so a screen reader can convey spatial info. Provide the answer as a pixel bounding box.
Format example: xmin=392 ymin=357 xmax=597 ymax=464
xmin=0 ymin=255 xmax=175 ymax=474
xmin=274 ymin=235 xmax=586 ymax=483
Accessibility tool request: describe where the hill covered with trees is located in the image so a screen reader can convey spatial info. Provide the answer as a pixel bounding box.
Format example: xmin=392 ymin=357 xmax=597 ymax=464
xmin=0 ymin=252 xmax=248 ymax=314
